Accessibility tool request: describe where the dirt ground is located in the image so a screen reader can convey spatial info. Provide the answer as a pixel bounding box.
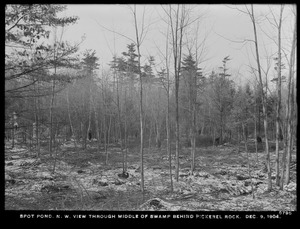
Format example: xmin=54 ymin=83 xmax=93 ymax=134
xmin=4 ymin=139 xmax=297 ymax=211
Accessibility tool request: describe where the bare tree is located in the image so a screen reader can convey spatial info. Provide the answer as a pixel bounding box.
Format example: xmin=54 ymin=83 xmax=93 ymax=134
xmin=66 ymin=83 xmax=78 ymax=150
xmin=33 ymin=76 xmax=41 ymax=157
xmin=156 ymin=20 xmax=173 ymax=191
xmin=101 ymin=71 xmax=109 ymax=165
xmin=163 ymin=5 xmax=191 ymax=181
xmin=280 ymin=6 xmax=296 ymax=189
xmin=91 ymin=87 xmax=101 ymax=154
xmin=266 ymin=5 xmax=285 ymax=186
xmin=49 ymin=27 xmax=61 ymax=155
xmin=131 ymin=5 xmax=150 ymax=193
xmin=246 ymin=5 xmax=272 ymax=191
xmin=186 ymin=18 xmax=207 ymax=173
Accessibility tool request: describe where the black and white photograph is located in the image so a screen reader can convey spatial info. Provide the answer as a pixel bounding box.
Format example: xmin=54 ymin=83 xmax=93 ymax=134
xmin=4 ymin=4 xmax=297 ymax=219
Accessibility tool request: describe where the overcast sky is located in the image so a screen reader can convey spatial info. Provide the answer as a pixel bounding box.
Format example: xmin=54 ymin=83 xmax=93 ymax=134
xmin=59 ymin=4 xmax=295 ymax=86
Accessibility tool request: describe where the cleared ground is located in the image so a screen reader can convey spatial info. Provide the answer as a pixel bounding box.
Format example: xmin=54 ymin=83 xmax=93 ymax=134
xmin=4 ymin=138 xmax=296 ymax=211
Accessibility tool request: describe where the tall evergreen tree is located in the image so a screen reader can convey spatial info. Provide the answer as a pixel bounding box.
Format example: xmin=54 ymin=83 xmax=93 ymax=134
xmin=209 ymin=56 xmax=235 ymax=144
xmin=181 ymin=54 xmax=202 ymax=172
xmin=80 ymin=50 xmax=99 ymax=149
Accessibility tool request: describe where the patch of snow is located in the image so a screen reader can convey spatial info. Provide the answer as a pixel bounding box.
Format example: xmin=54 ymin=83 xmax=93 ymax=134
xmin=36 ymin=171 xmax=54 ymax=179
xmin=284 ymin=182 xmax=296 ymax=192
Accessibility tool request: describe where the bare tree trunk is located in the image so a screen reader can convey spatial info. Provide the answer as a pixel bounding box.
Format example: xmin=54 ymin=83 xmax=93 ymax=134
xmin=91 ymin=92 xmax=101 ymax=154
xmin=80 ymin=122 xmax=84 ymax=147
xmin=155 ymin=120 xmax=161 ymax=149
xmin=164 ymin=21 xmax=173 ymax=191
xmin=138 ymin=49 xmax=144 ymax=192
xmin=284 ymin=13 xmax=296 ymax=186
xmin=124 ymin=108 xmax=128 ymax=172
xmin=133 ymin=5 xmax=145 ymax=192
xmin=121 ymin=114 xmax=127 ymax=173
xmin=107 ymin=114 xmax=112 ymax=146
xmin=115 ymin=66 xmax=125 ymax=171
xmin=49 ymin=78 xmax=56 ymax=156
xmin=220 ymin=110 xmax=223 ymax=145
xmin=37 ymin=81 xmax=41 ymax=156
xmin=52 ymin=123 xmax=61 ymax=174
xmin=49 ymin=28 xmax=60 ymax=156
xmin=134 ymin=21 xmax=144 ymax=193
xmin=213 ymin=127 xmax=216 ymax=147
xmin=148 ymin=121 xmax=152 ymax=149
xmin=85 ymin=83 xmax=92 ymax=148
xmin=191 ymin=100 xmax=196 ymax=173
xmin=175 ymin=76 xmax=180 ymax=182
xmin=166 ymin=107 xmax=173 ymax=191
xmin=237 ymin=127 xmax=240 ymax=152
xmin=124 ymin=84 xmax=128 ymax=172
xmin=200 ymin=125 xmax=204 ymax=136
xmin=242 ymin=123 xmax=255 ymax=199
xmin=250 ymin=5 xmax=271 ymax=191
xmin=166 ymin=5 xmax=187 ymax=182
xmin=102 ymin=83 xmax=108 ymax=165
xmin=254 ymin=112 xmax=258 ymax=163
xmin=280 ymin=127 xmax=287 ymax=190
xmin=33 ymin=79 xmax=40 ymax=157
xmin=280 ymin=9 xmax=296 ymax=189
xmin=191 ymin=58 xmax=197 ymax=173
xmin=67 ymin=85 xmax=78 ymax=150
xmin=191 ymin=124 xmax=196 ymax=172
xmin=275 ymin=5 xmax=284 ymax=186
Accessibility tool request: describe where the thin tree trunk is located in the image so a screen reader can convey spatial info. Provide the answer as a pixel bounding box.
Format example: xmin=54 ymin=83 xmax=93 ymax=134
xmin=250 ymin=5 xmax=271 ymax=191
xmin=86 ymin=84 xmax=92 ymax=148
xmin=175 ymin=73 xmax=180 ymax=182
xmin=80 ymin=122 xmax=84 ymax=147
xmin=124 ymin=138 xmax=128 ymax=172
xmin=115 ymin=66 xmax=124 ymax=169
xmin=280 ymin=128 xmax=287 ymax=190
xmin=254 ymin=112 xmax=258 ymax=163
xmin=107 ymin=114 xmax=112 ymax=146
xmin=148 ymin=121 xmax=152 ymax=149
xmin=49 ymin=78 xmax=56 ymax=156
xmin=102 ymin=84 xmax=108 ymax=165
xmin=258 ymin=104 xmax=261 ymax=137
xmin=281 ymin=10 xmax=296 ymax=189
xmin=124 ymin=108 xmax=128 ymax=172
xmin=166 ymin=108 xmax=173 ymax=191
xmin=67 ymin=85 xmax=78 ymax=150
xmin=138 ymin=55 xmax=144 ymax=193
xmin=191 ymin=63 xmax=197 ymax=173
xmin=213 ymin=127 xmax=216 ymax=147
xmin=12 ymin=122 xmax=15 ymax=149
xmin=33 ymin=80 xmax=40 ymax=157
xmin=124 ymin=84 xmax=128 ymax=172
xmin=242 ymin=123 xmax=254 ymax=199
xmin=133 ymin=5 xmax=144 ymax=193
xmin=164 ymin=21 xmax=173 ymax=192
xmin=200 ymin=125 xmax=204 ymax=136
xmin=284 ymin=12 xmax=296 ymax=186
xmin=191 ymin=100 xmax=196 ymax=173
xmin=52 ymin=124 xmax=61 ymax=174
xmin=91 ymin=92 xmax=101 ymax=154
xmin=155 ymin=120 xmax=161 ymax=149
xmin=275 ymin=6 xmax=283 ymax=185
xmin=167 ymin=5 xmax=184 ymax=182
xmin=237 ymin=127 xmax=240 ymax=152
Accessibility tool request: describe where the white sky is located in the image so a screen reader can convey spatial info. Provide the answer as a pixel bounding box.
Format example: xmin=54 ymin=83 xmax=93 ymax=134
xmin=59 ymin=4 xmax=295 ymax=87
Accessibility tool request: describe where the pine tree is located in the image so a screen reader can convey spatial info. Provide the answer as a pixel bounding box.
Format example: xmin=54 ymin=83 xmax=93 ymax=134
xmin=80 ymin=50 xmax=99 ymax=149
xmin=181 ymin=54 xmax=202 ymax=172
